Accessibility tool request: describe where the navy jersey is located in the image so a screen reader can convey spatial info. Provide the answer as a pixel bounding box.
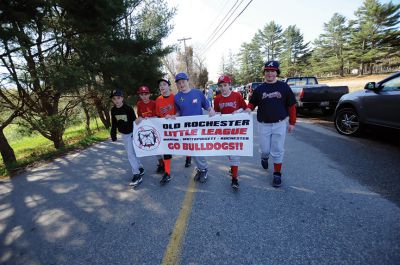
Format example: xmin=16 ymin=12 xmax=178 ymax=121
xmin=249 ymin=81 xmax=296 ymax=123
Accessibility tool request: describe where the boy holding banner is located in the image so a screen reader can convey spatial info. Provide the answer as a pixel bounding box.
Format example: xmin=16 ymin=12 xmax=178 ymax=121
xmin=155 ymin=77 xmax=176 ymax=184
xmin=110 ymin=89 xmax=145 ymax=187
xmin=174 ymin=72 xmax=216 ymax=183
xmin=136 ymin=85 xmax=166 ymax=177
xmin=214 ymin=75 xmax=248 ymax=189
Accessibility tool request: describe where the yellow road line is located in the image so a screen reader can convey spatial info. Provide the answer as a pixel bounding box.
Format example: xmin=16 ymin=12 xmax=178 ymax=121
xmin=161 ymin=178 xmax=197 ymax=265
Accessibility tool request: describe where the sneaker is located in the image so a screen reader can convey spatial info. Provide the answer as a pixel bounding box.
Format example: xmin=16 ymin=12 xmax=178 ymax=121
xmin=160 ymin=173 xmax=171 ymax=184
xmin=261 ymin=158 xmax=269 ymax=170
xmin=193 ymin=168 xmax=201 ymax=181
xmin=129 ymin=174 xmax=142 ymax=187
xmin=139 ymin=167 xmax=145 ymax=177
xmin=231 ymin=179 xmax=239 ymax=190
xmin=272 ymin=172 xmax=282 ymax=187
xmin=185 ymin=157 xmax=192 ymax=168
xmin=156 ymin=164 xmax=165 ymax=174
xmin=198 ymin=169 xmax=208 ymax=183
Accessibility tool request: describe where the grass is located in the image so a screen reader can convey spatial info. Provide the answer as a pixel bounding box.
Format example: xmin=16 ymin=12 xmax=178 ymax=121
xmin=319 ymin=73 xmax=393 ymax=92
xmin=0 ymin=120 xmax=110 ymax=179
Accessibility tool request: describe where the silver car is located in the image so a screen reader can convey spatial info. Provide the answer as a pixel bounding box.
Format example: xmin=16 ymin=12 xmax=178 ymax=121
xmin=334 ymin=72 xmax=400 ymax=136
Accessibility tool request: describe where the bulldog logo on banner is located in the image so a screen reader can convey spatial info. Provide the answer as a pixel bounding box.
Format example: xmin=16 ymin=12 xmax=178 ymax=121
xmin=134 ymin=125 xmax=161 ymax=150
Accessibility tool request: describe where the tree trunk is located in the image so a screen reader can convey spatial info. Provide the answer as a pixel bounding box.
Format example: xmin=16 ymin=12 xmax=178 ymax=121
xmin=360 ymin=62 xmax=364 ymax=75
xmin=50 ymin=129 xmax=65 ymax=149
xmin=93 ymin=98 xmax=111 ymax=129
xmin=0 ymin=128 xmax=17 ymax=167
xmin=82 ymin=102 xmax=91 ymax=135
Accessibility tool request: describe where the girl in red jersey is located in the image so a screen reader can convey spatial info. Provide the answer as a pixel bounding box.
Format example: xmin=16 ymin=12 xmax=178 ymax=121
xmin=214 ymin=75 xmax=247 ymax=190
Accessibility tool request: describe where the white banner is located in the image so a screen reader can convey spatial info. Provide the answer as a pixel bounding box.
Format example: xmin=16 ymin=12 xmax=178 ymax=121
xmin=132 ymin=113 xmax=253 ymax=157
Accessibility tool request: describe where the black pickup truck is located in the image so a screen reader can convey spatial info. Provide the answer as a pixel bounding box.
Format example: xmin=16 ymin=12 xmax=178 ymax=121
xmin=285 ymin=77 xmax=349 ymax=115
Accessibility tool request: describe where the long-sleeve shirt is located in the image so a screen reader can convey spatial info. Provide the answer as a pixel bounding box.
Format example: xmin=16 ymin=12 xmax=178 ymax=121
xmin=248 ymin=81 xmax=296 ymax=125
xmin=110 ymin=103 xmax=136 ymax=139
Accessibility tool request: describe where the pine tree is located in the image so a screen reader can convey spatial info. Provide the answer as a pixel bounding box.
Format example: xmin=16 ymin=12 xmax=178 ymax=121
xmin=349 ymin=0 xmax=400 ymax=75
xmin=311 ymin=13 xmax=350 ymax=76
xmin=257 ymin=21 xmax=283 ymax=61
xmin=280 ymin=25 xmax=310 ymax=76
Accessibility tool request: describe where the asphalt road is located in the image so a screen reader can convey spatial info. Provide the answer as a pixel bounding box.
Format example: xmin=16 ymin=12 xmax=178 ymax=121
xmin=1 ymin=113 xmax=399 ymax=265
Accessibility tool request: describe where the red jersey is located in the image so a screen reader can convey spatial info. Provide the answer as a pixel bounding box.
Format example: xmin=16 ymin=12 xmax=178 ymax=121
xmin=137 ymin=100 xmax=156 ymax=118
xmin=214 ymin=91 xmax=247 ymax=114
xmin=155 ymin=94 xmax=176 ymax=118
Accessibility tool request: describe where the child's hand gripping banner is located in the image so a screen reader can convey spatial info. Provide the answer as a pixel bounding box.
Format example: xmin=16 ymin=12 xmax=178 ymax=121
xmin=132 ymin=113 xmax=253 ymax=157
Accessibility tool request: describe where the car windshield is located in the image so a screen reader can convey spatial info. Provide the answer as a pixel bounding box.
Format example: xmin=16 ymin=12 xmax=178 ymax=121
xmin=381 ymin=75 xmax=400 ymax=91
xmin=287 ymin=78 xmax=316 ymax=86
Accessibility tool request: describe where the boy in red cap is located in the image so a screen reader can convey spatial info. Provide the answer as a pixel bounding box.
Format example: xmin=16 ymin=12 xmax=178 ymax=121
xmin=136 ymin=85 xmax=164 ymax=174
xmin=214 ymin=75 xmax=247 ymax=189
xmin=136 ymin=86 xmax=156 ymax=118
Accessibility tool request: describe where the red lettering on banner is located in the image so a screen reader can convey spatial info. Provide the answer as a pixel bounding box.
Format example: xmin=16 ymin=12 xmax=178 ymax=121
xmin=168 ymin=143 xmax=181 ymax=149
xmin=201 ymin=128 xmax=247 ymax=135
xmin=164 ymin=129 xmax=198 ymax=137
xmin=182 ymin=142 xmax=244 ymax=151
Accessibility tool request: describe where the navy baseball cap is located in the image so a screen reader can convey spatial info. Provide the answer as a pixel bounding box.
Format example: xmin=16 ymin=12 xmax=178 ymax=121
xmin=110 ymin=89 xmax=123 ymax=98
xmin=157 ymin=77 xmax=171 ymax=86
xmin=175 ymin=72 xmax=189 ymax=82
xmin=264 ymin=60 xmax=281 ymax=75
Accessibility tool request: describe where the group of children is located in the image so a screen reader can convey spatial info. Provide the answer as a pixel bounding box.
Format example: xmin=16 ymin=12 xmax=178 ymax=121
xmin=110 ymin=60 xmax=296 ymax=190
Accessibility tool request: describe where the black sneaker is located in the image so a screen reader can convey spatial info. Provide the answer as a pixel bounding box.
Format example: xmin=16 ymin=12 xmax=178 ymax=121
xmin=272 ymin=172 xmax=282 ymax=187
xmin=261 ymin=158 xmax=268 ymax=170
xmin=198 ymin=169 xmax=208 ymax=183
xmin=160 ymin=173 xmax=171 ymax=184
xmin=139 ymin=167 xmax=145 ymax=176
xmin=185 ymin=157 xmax=192 ymax=168
xmin=129 ymin=174 xmax=142 ymax=187
xmin=156 ymin=164 xmax=165 ymax=174
xmin=231 ymin=179 xmax=239 ymax=190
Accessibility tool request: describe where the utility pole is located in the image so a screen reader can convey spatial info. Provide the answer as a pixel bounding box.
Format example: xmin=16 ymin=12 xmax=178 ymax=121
xmin=177 ymin=37 xmax=192 ymax=76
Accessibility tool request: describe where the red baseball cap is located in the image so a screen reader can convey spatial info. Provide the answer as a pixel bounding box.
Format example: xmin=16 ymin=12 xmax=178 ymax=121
xmin=137 ymin=86 xmax=150 ymax=94
xmin=217 ymin=75 xmax=232 ymax=85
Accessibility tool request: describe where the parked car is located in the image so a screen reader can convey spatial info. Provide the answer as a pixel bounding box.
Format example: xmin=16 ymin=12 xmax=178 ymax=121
xmin=286 ymin=76 xmax=349 ymax=115
xmin=334 ymin=72 xmax=400 ymax=136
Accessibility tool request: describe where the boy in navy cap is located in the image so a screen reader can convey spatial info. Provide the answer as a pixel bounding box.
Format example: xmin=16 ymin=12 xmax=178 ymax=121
xmin=174 ymin=72 xmax=216 ymax=183
xmin=245 ymin=61 xmax=296 ymax=187
xmin=110 ymin=89 xmax=145 ymax=187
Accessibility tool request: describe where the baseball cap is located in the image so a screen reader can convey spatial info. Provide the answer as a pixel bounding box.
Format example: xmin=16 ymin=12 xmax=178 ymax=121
xmin=157 ymin=77 xmax=171 ymax=86
xmin=137 ymin=86 xmax=150 ymax=94
xmin=175 ymin=72 xmax=189 ymax=82
xmin=217 ymin=75 xmax=232 ymax=85
xmin=264 ymin=60 xmax=281 ymax=75
xmin=110 ymin=89 xmax=123 ymax=98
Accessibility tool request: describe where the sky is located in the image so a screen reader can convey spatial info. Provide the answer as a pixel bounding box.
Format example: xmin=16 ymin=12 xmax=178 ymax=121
xmin=164 ymin=0 xmax=399 ymax=82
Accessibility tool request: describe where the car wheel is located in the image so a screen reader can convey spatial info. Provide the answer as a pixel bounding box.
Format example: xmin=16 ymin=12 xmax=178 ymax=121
xmin=334 ymin=107 xmax=362 ymax=136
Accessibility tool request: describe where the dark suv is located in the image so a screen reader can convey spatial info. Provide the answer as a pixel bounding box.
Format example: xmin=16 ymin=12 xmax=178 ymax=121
xmin=334 ymin=72 xmax=400 ymax=136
